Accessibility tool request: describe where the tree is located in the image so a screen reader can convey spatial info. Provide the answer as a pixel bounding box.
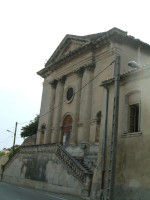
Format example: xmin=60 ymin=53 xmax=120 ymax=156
xmin=20 ymin=115 xmax=39 ymax=138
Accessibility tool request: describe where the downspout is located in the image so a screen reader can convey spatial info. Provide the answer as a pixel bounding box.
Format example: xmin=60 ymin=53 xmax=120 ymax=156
xmin=101 ymin=84 xmax=109 ymax=190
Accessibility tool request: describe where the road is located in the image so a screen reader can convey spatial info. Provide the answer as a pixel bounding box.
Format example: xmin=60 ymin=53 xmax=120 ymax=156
xmin=0 ymin=182 xmax=81 ymax=200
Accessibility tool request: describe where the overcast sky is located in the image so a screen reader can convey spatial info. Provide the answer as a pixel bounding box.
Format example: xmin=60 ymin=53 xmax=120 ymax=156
xmin=0 ymin=0 xmax=150 ymax=150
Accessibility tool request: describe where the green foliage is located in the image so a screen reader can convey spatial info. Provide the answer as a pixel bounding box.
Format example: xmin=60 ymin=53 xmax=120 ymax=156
xmin=0 ymin=152 xmax=5 ymax=157
xmin=20 ymin=115 xmax=39 ymax=138
xmin=8 ymin=146 xmax=20 ymax=160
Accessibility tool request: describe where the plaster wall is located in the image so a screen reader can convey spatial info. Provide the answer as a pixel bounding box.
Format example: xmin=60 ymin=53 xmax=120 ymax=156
xmin=2 ymin=152 xmax=82 ymax=196
xmin=90 ymin=48 xmax=150 ymax=199
xmin=115 ymin=71 xmax=150 ymax=189
xmin=94 ymin=70 xmax=150 ymax=200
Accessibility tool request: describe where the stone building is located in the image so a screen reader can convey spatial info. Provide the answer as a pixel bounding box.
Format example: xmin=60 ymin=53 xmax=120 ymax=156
xmin=1 ymin=28 xmax=150 ymax=200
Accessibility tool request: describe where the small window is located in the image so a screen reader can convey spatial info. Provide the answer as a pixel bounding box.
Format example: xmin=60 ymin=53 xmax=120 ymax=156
xmin=129 ymin=104 xmax=139 ymax=132
xmin=41 ymin=124 xmax=46 ymax=134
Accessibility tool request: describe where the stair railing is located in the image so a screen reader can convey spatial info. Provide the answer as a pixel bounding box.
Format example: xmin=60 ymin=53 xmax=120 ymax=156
xmin=2 ymin=143 xmax=93 ymax=184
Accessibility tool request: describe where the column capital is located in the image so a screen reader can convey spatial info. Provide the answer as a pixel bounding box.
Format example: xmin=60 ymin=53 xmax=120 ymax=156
xmin=74 ymin=67 xmax=84 ymax=77
xmin=49 ymin=79 xmax=58 ymax=89
xmin=58 ymin=75 xmax=66 ymax=84
xmin=85 ymin=63 xmax=95 ymax=71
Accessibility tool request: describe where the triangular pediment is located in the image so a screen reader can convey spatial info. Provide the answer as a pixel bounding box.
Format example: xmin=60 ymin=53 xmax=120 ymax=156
xmin=45 ymin=35 xmax=90 ymax=66
xmin=56 ymin=41 xmax=84 ymax=59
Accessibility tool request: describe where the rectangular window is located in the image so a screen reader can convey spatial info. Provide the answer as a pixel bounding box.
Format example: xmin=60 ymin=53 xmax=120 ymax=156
xmin=129 ymin=103 xmax=139 ymax=132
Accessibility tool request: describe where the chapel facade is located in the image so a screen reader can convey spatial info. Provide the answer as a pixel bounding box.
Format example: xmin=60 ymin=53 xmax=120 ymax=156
xmin=1 ymin=28 xmax=150 ymax=200
xmin=36 ymin=27 xmax=150 ymax=199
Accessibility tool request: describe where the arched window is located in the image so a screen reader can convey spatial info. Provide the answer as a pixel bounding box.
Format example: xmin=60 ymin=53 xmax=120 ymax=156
xmin=40 ymin=124 xmax=46 ymax=144
xmin=41 ymin=124 xmax=46 ymax=134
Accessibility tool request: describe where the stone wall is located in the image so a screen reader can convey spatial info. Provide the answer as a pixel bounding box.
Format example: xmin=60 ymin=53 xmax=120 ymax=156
xmin=0 ymin=154 xmax=8 ymax=175
xmin=21 ymin=134 xmax=36 ymax=146
xmin=1 ymin=144 xmax=93 ymax=197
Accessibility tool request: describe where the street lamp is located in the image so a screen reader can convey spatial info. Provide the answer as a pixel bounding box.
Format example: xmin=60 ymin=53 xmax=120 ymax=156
xmin=6 ymin=122 xmax=18 ymax=156
xmin=7 ymin=130 xmax=13 ymax=134
xmin=128 ymin=61 xmax=140 ymax=68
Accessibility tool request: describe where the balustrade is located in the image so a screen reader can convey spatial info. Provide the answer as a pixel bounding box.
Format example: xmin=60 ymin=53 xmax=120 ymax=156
xmin=3 ymin=143 xmax=92 ymax=184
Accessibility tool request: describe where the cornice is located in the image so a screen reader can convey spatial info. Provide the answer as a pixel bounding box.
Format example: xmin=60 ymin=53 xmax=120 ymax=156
xmin=37 ymin=67 xmax=52 ymax=78
xmin=52 ymin=62 xmax=95 ymax=81
xmin=72 ymin=62 xmax=95 ymax=74
xmin=37 ymin=41 xmax=108 ymax=78
xmin=46 ymin=42 xmax=93 ymax=68
xmin=49 ymin=79 xmax=58 ymax=88
xmin=37 ymin=28 xmax=150 ymax=79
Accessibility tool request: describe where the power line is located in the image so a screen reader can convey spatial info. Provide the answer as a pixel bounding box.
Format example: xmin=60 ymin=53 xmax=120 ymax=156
xmin=0 ymin=135 xmax=13 ymax=143
xmin=18 ymin=120 xmax=35 ymax=125
xmin=18 ymin=61 xmax=114 ymax=125
xmin=1 ymin=135 xmax=13 ymax=149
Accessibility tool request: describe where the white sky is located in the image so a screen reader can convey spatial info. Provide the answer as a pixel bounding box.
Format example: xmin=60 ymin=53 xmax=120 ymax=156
xmin=0 ymin=0 xmax=150 ymax=150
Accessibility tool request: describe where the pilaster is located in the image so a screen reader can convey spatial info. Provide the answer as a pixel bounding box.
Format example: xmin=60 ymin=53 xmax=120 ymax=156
xmin=44 ymin=79 xmax=58 ymax=144
xmin=52 ymin=76 xmax=66 ymax=143
xmin=82 ymin=63 xmax=95 ymax=143
xmin=70 ymin=67 xmax=84 ymax=145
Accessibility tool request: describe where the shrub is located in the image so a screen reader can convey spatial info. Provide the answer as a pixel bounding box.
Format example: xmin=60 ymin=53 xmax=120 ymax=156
xmin=8 ymin=146 xmax=20 ymax=160
xmin=0 ymin=152 xmax=5 ymax=157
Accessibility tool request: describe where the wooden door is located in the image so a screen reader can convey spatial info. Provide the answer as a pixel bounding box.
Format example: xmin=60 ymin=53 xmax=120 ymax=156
xmin=61 ymin=115 xmax=72 ymax=147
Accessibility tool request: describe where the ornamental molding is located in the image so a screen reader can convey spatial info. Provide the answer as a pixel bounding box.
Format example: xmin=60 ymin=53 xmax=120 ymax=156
xmin=85 ymin=63 xmax=95 ymax=71
xmin=73 ymin=67 xmax=84 ymax=77
xmin=57 ymin=75 xmax=66 ymax=84
xmin=90 ymin=119 xmax=100 ymax=125
xmin=49 ymin=79 xmax=58 ymax=88
xmin=73 ymin=62 xmax=95 ymax=75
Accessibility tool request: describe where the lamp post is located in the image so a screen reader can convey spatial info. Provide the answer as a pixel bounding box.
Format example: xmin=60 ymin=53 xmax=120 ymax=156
xmin=7 ymin=122 xmax=18 ymax=156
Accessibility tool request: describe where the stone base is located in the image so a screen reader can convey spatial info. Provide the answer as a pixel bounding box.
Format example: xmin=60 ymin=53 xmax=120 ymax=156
xmin=115 ymin=185 xmax=150 ymax=200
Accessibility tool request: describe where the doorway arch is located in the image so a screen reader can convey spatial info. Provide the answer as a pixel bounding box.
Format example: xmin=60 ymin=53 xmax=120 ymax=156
xmin=61 ymin=115 xmax=73 ymax=147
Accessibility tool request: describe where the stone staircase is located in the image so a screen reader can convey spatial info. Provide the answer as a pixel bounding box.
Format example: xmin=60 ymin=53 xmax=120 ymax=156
xmin=1 ymin=143 xmax=93 ymax=197
xmin=74 ymin=157 xmax=93 ymax=174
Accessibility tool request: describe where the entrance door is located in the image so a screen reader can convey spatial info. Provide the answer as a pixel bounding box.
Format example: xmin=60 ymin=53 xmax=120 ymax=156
xmin=61 ymin=115 xmax=72 ymax=147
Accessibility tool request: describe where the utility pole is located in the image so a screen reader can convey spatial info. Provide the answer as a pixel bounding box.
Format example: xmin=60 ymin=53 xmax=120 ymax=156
xmin=12 ymin=122 xmax=18 ymax=156
xmin=106 ymin=56 xmax=120 ymax=200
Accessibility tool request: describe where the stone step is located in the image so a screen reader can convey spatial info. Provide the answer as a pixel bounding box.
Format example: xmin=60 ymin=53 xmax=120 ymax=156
xmin=73 ymin=157 xmax=93 ymax=174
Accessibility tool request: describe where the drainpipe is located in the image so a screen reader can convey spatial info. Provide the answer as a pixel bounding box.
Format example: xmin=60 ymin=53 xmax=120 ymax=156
xmin=101 ymin=84 xmax=109 ymax=190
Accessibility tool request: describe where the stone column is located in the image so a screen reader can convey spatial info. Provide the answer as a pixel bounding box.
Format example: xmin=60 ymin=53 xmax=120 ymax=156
xmin=70 ymin=68 xmax=84 ymax=145
xmin=44 ymin=79 xmax=57 ymax=144
xmin=52 ymin=76 xmax=66 ymax=143
xmin=82 ymin=64 xmax=95 ymax=143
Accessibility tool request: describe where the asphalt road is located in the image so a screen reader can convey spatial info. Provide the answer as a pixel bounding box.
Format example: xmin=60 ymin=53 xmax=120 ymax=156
xmin=0 ymin=182 xmax=81 ymax=200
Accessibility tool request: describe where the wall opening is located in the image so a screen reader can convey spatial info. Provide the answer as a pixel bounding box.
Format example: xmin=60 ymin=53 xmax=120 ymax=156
xmin=129 ymin=103 xmax=139 ymax=132
xmin=61 ymin=115 xmax=73 ymax=147
xmin=40 ymin=124 xmax=46 ymax=144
